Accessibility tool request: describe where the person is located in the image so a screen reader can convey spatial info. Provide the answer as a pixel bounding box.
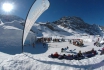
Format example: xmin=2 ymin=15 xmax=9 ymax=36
xmin=61 ymin=48 xmax=64 ymax=52
xmin=67 ymin=46 xmax=69 ymax=49
xmin=48 ymin=53 xmax=54 ymax=58
xmin=70 ymin=40 xmax=72 ymax=44
xmin=100 ymin=47 xmax=104 ymax=55
xmin=53 ymin=52 xmax=59 ymax=58
xmin=102 ymin=42 xmax=104 ymax=45
xmin=91 ymin=48 xmax=97 ymax=55
xmin=98 ymin=38 xmax=99 ymax=41
xmin=43 ymin=41 xmax=46 ymax=48
xmin=102 ymin=47 xmax=104 ymax=50
xmin=67 ymin=54 xmax=70 ymax=57
xmin=77 ymin=50 xmax=83 ymax=57
xmin=84 ymin=48 xmax=97 ymax=58
xmin=58 ymin=54 xmax=66 ymax=59
xmin=68 ymin=39 xmax=71 ymax=44
xmin=63 ymin=54 xmax=66 ymax=57
xmin=91 ymin=48 xmax=94 ymax=52
xmin=94 ymin=42 xmax=97 ymax=46
xmin=32 ymin=42 xmax=35 ymax=48
xmin=77 ymin=50 xmax=84 ymax=60
xmin=64 ymin=54 xmax=73 ymax=60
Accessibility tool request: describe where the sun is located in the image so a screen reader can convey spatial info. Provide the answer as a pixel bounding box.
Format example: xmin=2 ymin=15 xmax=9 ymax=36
xmin=2 ymin=3 xmax=13 ymax=12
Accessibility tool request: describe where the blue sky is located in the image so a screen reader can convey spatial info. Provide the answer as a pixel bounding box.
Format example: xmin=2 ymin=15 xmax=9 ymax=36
xmin=0 ymin=0 xmax=104 ymax=26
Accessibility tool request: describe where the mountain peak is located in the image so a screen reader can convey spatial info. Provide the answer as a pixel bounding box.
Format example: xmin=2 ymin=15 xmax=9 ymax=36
xmin=50 ymin=16 xmax=103 ymax=36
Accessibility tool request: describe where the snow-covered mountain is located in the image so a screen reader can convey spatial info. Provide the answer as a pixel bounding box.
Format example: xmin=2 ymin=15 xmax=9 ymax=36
xmin=30 ymin=16 xmax=104 ymax=37
xmin=100 ymin=26 xmax=104 ymax=32
xmin=0 ymin=15 xmax=104 ymax=70
xmin=0 ymin=14 xmax=103 ymax=37
xmin=46 ymin=16 xmax=103 ymax=36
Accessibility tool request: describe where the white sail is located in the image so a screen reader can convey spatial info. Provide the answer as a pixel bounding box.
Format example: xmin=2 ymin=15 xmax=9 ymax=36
xmin=23 ymin=0 xmax=50 ymax=46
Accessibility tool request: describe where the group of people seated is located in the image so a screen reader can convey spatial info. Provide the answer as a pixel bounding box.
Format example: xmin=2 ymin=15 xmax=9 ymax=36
xmin=83 ymin=48 xmax=97 ymax=58
xmin=72 ymin=39 xmax=84 ymax=47
xmin=36 ymin=37 xmax=52 ymax=43
xmin=73 ymin=41 xmax=84 ymax=47
xmin=48 ymin=48 xmax=98 ymax=60
xmin=53 ymin=38 xmax=66 ymax=42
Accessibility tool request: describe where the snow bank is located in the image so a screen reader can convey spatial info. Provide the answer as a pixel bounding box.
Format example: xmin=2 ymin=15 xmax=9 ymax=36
xmin=1 ymin=53 xmax=104 ymax=70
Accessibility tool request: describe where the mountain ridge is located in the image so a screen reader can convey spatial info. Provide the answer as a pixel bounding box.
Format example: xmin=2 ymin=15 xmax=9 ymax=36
xmin=0 ymin=14 xmax=104 ymax=37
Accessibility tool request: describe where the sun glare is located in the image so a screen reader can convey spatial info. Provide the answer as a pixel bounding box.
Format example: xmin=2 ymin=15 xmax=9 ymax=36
xmin=2 ymin=3 xmax=13 ymax=12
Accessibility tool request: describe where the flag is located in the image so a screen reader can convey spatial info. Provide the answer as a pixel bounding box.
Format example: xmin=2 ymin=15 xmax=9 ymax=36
xmin=22 ymin=0 xmax=50 ymax=46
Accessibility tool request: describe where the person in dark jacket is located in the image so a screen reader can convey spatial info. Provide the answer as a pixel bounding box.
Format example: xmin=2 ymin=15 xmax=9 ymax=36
xmin=77 ymin=50 xmax=83 ymax=57
xmin=61 ymin=48 xmax=64 ymax=52
xmin=58 ymin=54 xmax=66 ymax=59
xmin=83 ymin=48 xmax=97 ymax=58
xmin=91 ymin=48 xmax=97 ymax=55
xmin=65 ymin=54 xmax=73 ymax=60
xmin=49 ymin=52 xmax=59 ymax=58
xmin=77 ymin=50 xmax=84 ymax=60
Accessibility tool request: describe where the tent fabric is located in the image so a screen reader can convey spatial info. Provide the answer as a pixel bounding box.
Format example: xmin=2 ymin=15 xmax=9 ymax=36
xmin=22 ymin=0 xmax=50 ymax=46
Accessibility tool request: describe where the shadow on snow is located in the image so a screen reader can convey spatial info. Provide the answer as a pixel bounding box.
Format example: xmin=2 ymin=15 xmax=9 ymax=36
xmin=0 ymin=43 xmax=48 ymax=55
xmin=24 ymin=53 xmax=104 ymax=69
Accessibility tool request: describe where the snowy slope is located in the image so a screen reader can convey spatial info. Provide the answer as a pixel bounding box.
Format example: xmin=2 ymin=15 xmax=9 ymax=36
xmin=0 ymin=41 xmax=104 ymax=70
xmin=31 ymin=23 xmax=72 ymax=37
xmin=0 ymin=19 xmax=35 ymax=55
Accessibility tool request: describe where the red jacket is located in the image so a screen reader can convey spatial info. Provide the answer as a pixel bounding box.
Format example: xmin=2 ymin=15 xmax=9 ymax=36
xmin=53 ymin=53 xmax=59 ymax=58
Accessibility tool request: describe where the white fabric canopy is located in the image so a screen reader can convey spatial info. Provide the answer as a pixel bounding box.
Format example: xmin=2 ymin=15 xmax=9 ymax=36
xmin=23 ymin=0 xmax=50 ymax=46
